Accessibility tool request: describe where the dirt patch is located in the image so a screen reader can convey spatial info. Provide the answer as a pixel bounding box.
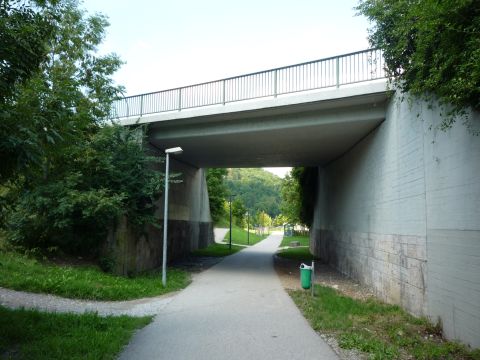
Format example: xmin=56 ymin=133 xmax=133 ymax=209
xmin=172 ymin=255 xmax=224 ymax=275
xmin=274 ymin=255 xmax=375 ymax=301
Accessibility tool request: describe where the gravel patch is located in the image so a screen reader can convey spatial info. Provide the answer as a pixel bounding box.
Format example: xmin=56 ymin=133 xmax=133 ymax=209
xmin=0 ymin=286 xmax=177 ymax=317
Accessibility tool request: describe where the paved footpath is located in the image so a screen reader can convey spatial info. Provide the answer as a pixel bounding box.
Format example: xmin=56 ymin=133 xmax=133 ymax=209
xmin=119 ymin=234 xmax=338 ymax=360
xmin=213 ymin=227 xmax=229 ymax=244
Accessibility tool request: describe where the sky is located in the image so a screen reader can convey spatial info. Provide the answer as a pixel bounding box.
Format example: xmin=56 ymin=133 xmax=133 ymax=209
xmin=82 ymin=0 xmax=372 ymax=177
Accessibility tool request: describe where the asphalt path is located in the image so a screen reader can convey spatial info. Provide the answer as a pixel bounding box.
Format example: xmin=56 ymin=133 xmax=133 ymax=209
xmin=119 ymin=234 xmax=338 ymax=360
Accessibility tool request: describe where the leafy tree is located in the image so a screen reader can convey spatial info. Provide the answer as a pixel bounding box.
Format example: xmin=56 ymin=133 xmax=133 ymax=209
xmin=1 ymin=1 xmax=166 ymax=258
xmin=6 ymin=125 xmax=163 ymax=255
xmin=273 ymin=214 xmax=288 ymax=227
xmin=256 ymin=211 xmax=272 ymax=229
xmin=206 ymin=168 xmax=228 ymax=223
xmin=283 ymin=167 xmax=317 ymax=227
xmin=1 ymin=0 xmax=122 ymax=186
xmin=0 ymin=0 xmax=55 ymax=183
xmin=357 ymin=0 xmax=480 ymax=131
xmin=231 ymin=198 xmax=246 ymax=227
xmin=280 ymin=172 xmax=302 ymax=224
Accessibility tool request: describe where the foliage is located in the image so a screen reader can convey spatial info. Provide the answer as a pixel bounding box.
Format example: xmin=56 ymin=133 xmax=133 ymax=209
xmin=231 ymin=197 xmax=246 ymax=227
xmin=0 ymin=306 xmax=151 ymax=360
xmin=5 ymin=125 xmax=164 ymax=255
xmin=287 ymin=167 xmax=317 ymax=227
xmin=0 ymin=0 xmax=123 ymax=185
xmin=0 ymin=0 xmax=53 ymax=185
xmin=357 ymin=0 xmax=480 ymax=131
xmin=0 ymin=1 xmax=167 ymax=257
xmin=206 ymin=168 xmax=228 ymax=223
xmin=272 ymin=214 xmax=288 ymax=227
xmin=0 ymin=250 xmax=190 ymax=300
xmin=280 ymin=172 xmax=302 ymax=224
xmin=255 ymin=210 xmax=272 ymax=228
xmin=291 ymin=285 xmax=480 ymax=360
xmin=0 ymin=0 xmax=53 ymax=102
xmin=225 ymin=168 xmax=282 ymax=218
xmin=191 ymin=243 xmax=243 ymax=257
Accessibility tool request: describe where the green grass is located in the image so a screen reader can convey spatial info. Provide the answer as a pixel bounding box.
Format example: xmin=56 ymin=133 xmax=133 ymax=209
xmin=290 ymin=285 xmax=480 ymax=360
xmin=191 ymin=243 xmax=243 ymax=257
xmin=223 ymin=225 xmax=267 ymax=246
xmin=280 ymin=234 xmax=310 ymax=247
xmin=276 ymin=246 xmax=317 ymax=261
xmin=214 ymin=217 xmax=230 ymax=228
xmin=0 ymin=251 xmax=190 ymax=301
xmin=0 ymin=306 xmax=151 ymax=360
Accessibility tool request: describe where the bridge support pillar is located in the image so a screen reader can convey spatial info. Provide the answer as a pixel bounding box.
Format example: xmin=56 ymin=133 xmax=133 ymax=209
xmin=105 ymin=148 xmax=213 ymax=276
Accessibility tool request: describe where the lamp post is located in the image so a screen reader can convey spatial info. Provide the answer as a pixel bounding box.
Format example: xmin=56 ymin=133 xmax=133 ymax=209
xmin=228 ymin=194 xmax=235 ymax=250
xmin=246 ymin=211 xmax=250 ymax=245
xmin=162 ymin=146 xmax=183 ymax=287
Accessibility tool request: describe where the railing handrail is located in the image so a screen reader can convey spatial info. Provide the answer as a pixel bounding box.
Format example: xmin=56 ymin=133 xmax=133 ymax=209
xmin=111 ymin=48 xmax=385 ymax=118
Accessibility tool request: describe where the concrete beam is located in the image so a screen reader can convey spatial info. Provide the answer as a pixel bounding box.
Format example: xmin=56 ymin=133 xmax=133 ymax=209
xmin=134 ymin=81 xmax=389 ymax=168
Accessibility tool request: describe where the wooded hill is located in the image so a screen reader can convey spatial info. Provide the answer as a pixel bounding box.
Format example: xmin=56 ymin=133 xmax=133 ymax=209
xmin=225 ymin=168 xmax=282 ymax=218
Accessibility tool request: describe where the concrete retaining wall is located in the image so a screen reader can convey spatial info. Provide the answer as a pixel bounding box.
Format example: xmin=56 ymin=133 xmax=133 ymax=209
xmin=311 ymin=94 xmax=480 ymax=348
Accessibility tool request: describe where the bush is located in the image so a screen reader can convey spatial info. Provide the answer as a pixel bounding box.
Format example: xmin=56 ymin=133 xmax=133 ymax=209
xmin=5 ymin=125 xmax=164 ymax=256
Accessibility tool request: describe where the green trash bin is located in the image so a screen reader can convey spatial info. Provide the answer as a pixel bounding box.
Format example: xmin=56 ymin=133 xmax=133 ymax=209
xmin=300 ymin=263 xmax=312 ymax=289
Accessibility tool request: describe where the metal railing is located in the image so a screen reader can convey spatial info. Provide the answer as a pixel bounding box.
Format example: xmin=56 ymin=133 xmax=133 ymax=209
xmin=111 ymin=49 xmax=385 ymax=119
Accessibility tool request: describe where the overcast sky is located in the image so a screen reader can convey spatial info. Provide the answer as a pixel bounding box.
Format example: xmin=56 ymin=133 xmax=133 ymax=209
xmin=82 ymin=0 xmax=371 ymax=177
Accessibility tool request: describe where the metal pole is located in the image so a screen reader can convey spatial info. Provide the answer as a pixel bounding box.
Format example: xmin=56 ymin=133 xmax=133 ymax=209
xmin=336 ymin=57 xmax=340 ymax=88
xmin=273 ymin=69 xmax=278 ymax=97
xmin=311 ymin=260 xmax=315 ymax=297
xmin=247 ymin=212 xmax=250 ymax=245
xmin=178 ymin=88 xmax=182 ymax=111
xmin=222 ymin=80 xmax=226 ymax=105
xmin=229 ymin=195 xmax=232 ymax=250
xmin=162 ymin=153 xmax=170 ymax=287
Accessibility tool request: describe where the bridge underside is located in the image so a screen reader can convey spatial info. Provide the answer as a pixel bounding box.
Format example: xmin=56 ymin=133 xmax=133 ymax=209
xmin=129 ymin=82 xmax=389 ymax=168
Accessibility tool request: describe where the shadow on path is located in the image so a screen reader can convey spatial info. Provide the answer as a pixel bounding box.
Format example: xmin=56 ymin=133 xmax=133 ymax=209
xmin=119 ymin=234 xmax=338 ymax=360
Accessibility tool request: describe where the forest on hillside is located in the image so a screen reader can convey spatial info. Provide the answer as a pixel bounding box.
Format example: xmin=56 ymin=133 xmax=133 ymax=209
xmin=225 ymin=168 xmax=282 ymax=219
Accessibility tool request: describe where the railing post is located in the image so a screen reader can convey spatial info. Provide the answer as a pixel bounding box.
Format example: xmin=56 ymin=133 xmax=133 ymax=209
xmin=222 ymin=80 xmax=226 ymax=105
xmin=140 ymin=95 xmax=144 ymax=116
xmin=273 ymin=70 xmax=278 ymax=98
xmin=178 ymin=88 xmax=182 ymax=111
xmin=336 ymin=57 xmax=340 ymax=88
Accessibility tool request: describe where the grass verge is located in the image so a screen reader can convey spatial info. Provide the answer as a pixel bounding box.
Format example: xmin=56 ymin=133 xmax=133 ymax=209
xmin=0 ymin=306 xmax=151 ymax=360
xmin=223 ymin=225 xmax=267 ymax=246
xmin=280 ymin=234 xmax=309 ymax=247
xmin=276 ymin=246 xmax=317 ymax=261
xmin=290 ymin=285 xmax=480 ymax=360
xmin=191 ymin=243 xmax=243 ymax=257
xmin=0 ymin=251 xmax=190 ymax=301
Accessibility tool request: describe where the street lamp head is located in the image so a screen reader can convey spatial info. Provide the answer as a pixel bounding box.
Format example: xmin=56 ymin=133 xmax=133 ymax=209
xmin=165 ymin=146 xmax=183 ymax=155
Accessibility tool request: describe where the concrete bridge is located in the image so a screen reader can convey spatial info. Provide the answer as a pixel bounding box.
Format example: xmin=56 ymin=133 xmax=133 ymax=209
xmin=111 ymin=49 xmax=480 ymax=349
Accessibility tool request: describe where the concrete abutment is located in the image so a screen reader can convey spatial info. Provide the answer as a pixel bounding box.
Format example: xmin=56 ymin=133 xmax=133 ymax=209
xmin=311 ymin=94 xmax=480 ymax=348
xmin=105 ymin=155 xmax=214 ymax=275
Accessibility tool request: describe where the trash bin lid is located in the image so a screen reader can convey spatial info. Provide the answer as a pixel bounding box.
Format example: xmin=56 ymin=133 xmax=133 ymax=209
xmin=300 ymin=263 xmax=312 ymax=270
